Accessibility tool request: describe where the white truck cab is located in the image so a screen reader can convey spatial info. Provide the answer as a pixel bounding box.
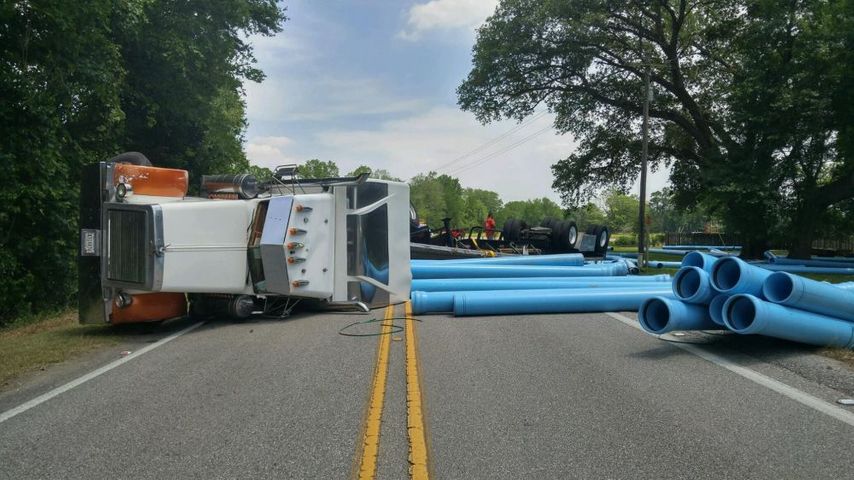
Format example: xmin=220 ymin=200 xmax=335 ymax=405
xmin=79 ymin=156 xmax=411 ymax=324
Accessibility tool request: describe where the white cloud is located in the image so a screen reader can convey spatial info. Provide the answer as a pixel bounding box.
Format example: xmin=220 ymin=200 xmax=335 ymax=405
xmin=399 ymin=0 xmax=499 ymax=40
xmin=246 ymin=136 xmax=300 ymax=168
xmin=245 ymin=76 xmax=427 ymax=123
xmin=254 ymin=135 xmax=293 ymax=148
xmin=313 ymin=106 xmax=577 ymax=203
xmin=248 ymin=106 xmax=671 ymax=203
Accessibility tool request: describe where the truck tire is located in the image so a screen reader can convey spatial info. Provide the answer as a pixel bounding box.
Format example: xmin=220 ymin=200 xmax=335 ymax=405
xmin=541 ymin=217 xmax=558 ymax=230
xmin=555 ymin=220 xmax=579 ymax=252
xmin=586 ymin=224 xmax=610 ymax=255
xmin=504 ymin=218 xmax=522 ymax=242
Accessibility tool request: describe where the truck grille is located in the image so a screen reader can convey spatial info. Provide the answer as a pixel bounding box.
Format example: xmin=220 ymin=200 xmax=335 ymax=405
xmin=107 ymin=209 xmax=148 ymax=284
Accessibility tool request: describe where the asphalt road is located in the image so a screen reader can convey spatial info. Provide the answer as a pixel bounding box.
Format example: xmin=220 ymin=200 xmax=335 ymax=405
xmin=2 ymin=307 xmax=854 ymax=479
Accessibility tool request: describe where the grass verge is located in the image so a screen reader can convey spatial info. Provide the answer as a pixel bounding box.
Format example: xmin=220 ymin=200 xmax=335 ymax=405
xmin=0 ymin=310 xmax=131 ymax=388
xmin=821 ymin=348 xmax=854 ymax=367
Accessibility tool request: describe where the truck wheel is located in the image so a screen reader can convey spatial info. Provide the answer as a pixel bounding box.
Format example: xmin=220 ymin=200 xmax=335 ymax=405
xmin=555 ymin=220 xmax=578 ymax=252
xmin=107 ymin=151 xmax=152 ymax=166
xmin=504 ymin=218 xmax=521 ymax=242
xmin=541 ymin=217 xmax=557 ymax=230
xmin=586 ymin=225 xmax=610 ymax=255
xmin=596 ymin=226 xmax=610 ymax=253
xmin=564 ymin=220 xmax=579 ymax=250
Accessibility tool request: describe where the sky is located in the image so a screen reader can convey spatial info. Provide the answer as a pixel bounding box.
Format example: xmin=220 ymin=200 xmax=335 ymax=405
xmin=243 ymin=0 xmax=670 ymax=205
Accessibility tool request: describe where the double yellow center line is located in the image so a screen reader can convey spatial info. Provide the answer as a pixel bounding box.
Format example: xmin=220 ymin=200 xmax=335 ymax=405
xmin=405 ymin=301 xmax=430 ymax=479
xmin=356 ymin=302 xmax=430 ymax=480
xmin=356 ymin=305 xmax=393 ymax=479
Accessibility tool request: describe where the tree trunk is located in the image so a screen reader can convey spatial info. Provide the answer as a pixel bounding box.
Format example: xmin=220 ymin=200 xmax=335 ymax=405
xmin=787 ymin=203 xmax=819 ymax=259
xmin=739 ymin=236 xmax=771 ymax=260
xmin=727 ymin=203 xmax=772 ymax=260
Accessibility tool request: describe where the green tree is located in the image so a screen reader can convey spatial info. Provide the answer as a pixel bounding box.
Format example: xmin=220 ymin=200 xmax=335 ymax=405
xmin=117 ymin=0 xmax=286 ymax=186
xmin=408 ymin=172 xmax=468 ymax=228
xmin=299 ymin=159 xmax=340 ymax=178
xmin=496 ymin=197 xmax=563 ymax=226
xmin=347 ymin=165 xmax=402 ymax=181
xmin=409 ymin=172 xmax=447 ymax=228
xmin=348 ymin=165 xmax=372 ymax=177
xmin=649 ymin=188 xmax=712 ymax=233
xmin=0 ymin=0 xmax=285 ymax=324
xmin=0 ymin=0 xmax=125 ymax=323
xmin=565 ymin=203 xmax=607 ymax=230
xmin=458 ymin=0 xmax=853 ymax=257
xmin=247 ymin=165 xmax=275 ymax=183
xmin=461 ymin=188 xmax=503 ymax=228
xmin=603 ymin=191 xmax=640 ymax=234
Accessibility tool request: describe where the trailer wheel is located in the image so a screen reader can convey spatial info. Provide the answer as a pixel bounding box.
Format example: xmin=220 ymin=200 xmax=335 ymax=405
xmin=586 ymin=224 xmax=610 ymax=255
xmin=504 ymin=218 xmax=522 ymax=242
xmin=565 ymin=220 xmax=579 ymax=250
xmin=502 ymin=219 xmax=513 ymax=240
xmin=541 ymin=217 xmax=558 ymax=230
xmin=554 ymin=220 xmax=578 ymax=252
xmin=107 ymin=151 xmax=152 ymax=166
xmin=596 ymin=226 xmax=610 ymax=253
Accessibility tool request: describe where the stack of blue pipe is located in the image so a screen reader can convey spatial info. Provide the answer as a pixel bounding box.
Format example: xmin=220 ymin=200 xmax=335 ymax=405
xmin=410 ymin=253 xmax=674 ymax=316
xmin=756 ymin=251 xmax=854 ymax=275
xmin=638 ymin=252 xmax=854 ymax=348
xmin=608 ymin=248 xmax=735 ymax=261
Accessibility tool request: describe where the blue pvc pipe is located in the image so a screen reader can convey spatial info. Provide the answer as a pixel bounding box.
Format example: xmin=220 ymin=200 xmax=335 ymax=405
xmin=762 ymin=272 xmax=854 ymax=322
xmin=681 ymin=251 xmax=719 ymax=273
xmin=622 ymin=258 xmax=640 ymax=274
xmin=648 ymin=261 xmax=682 ymax=269
xmin=411 ymin=275 xmax=671 ymax=292
xmin=411 ymin=291 xmax=456 ymax=314
xmin=672 ymin=267 xmax=718 ymax=304
xmin=410 ymin=253 xmax=585 ymax=267
xmin=708 ymin=294 xmax=731 ymax=326
xmin=756 ymin=264 xmax=854 ymax=275
xmin=452 ymin=286 xmax=674 ymax=316
xmin=768 ymin=257 xmax=854 ymax=269
xmin=722 ymin=294 xmax=854 ymax=348
xmin=663 ymin=245 xmax=741 ymax=251
xmin=608 ymin=252 xmax=639 ymax=259
xmin=410 ymin=283 xmax=667 ymax=315
xmin=648 ymin=248 xmax=690 ymax=256
xmin=835 ymin=281 xmax=854 ymax=290
xmin=411 ymin=263 xmax=628 ymax=279
xmin=711 ymin=257 xmax=772 ymax=297
xmin=638 ymin=297 xmax=722 ymax=334
xmin=813 ymin=256 xmax=854 ymax=263
xmin=603 ymin=257 xmax=638 ymax=271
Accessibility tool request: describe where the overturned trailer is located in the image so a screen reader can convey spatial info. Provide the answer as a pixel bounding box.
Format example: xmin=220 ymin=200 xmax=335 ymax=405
xmin=78 ymin=154 xmax=411 ymax=324
xmin=409 ymin=206 xmax=611 ymax=260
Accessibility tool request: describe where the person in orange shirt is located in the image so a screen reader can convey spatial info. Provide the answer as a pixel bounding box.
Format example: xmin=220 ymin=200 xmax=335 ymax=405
xmin=484 ymin=211 xmax=496 ymax=239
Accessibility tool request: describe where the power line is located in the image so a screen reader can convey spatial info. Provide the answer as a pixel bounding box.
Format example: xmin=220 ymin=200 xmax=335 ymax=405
xmin=445 ymin=125 xmax=554 ymax=176
xmin=432 ymin=111 xmax=548 ymax=173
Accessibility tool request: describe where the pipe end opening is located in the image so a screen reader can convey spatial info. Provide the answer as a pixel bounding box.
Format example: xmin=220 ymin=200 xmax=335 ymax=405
xmin=674 ymin=268 xmax=702 ymax=300
xmin=763 ymin=272 xmax=794 ymax=303
xmin=708 ymin=295 xmax=728 ymax=325
xmin=682 ymin=251 xmax=705 ymax=269
xmin=724 ymin=296 xmax=756 ymax=332
xmin=640 ymin=298 xmax=671 ymax=334
xmin=712 ymin=258 xmax=741 ymax=292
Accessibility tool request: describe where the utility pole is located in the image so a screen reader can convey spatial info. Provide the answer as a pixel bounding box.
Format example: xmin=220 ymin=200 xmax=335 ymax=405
xmin=637 ymin=69 xmax=651 ymax=268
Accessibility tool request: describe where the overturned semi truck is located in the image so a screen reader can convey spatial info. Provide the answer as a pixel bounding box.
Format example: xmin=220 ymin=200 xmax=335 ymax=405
xmin=78 ymin=153 xmax=411 ymax=324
